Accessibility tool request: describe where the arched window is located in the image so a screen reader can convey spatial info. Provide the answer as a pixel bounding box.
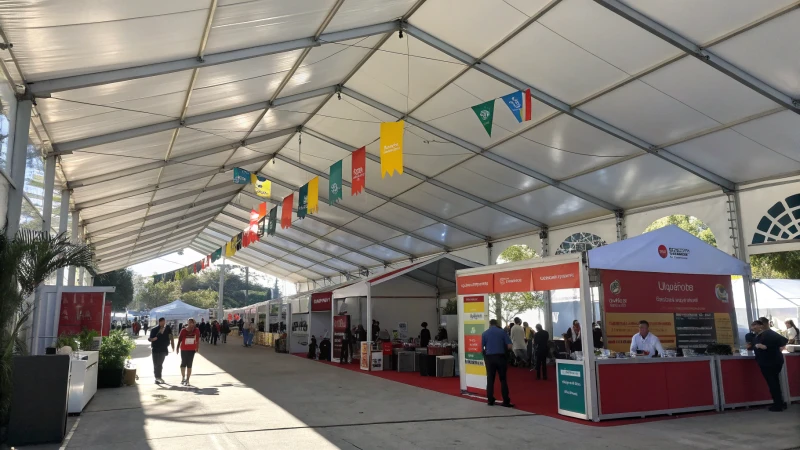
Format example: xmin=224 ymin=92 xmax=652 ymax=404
xmin=555 ymin=232 xmax=606 ymax=255
xmin=752 ymin=194 xmax=800 ymax=244
xmin=645 ymin=215 xmax=716 ymax=247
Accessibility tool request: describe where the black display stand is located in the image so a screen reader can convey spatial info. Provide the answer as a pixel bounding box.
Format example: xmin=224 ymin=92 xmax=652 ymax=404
xmin=7 ymin=355 xmax=70 ymax=446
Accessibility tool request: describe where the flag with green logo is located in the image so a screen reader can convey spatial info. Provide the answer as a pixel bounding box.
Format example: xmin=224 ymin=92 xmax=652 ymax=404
xmin=267 ymin=206 xmax=278 ymax=236
xmin=329 ymin=160 xmax=343 ymax=205
xmin=298 ymin=183 xmax=308 ymax=219
xmin=471 ymin=99 xmax=495 ymax=137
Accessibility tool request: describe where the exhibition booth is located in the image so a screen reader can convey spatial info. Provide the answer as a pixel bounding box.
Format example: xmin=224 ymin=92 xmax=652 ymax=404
xmin=456 ymin=226 xmax=793 ymax=422
xmin=148 ymin=300 xmax=210 ymax=328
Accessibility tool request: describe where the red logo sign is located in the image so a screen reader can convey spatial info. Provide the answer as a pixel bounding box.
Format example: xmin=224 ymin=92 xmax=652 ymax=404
xmin=457 ymin=273 xmax=494 ymax=294
xmin=658 ymin=245 xmax=668 ymax=258
xmin=493 ymin=269 xmax=532 ymax=293
xmin=311 ymin=292 xmax=332 ymax=311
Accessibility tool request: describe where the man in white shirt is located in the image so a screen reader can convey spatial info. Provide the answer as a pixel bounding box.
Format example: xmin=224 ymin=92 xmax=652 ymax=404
xmin=510 ymin=317 xmax=528 ymax=366
xmin=630 ymin=320 xmax=665 ymax=357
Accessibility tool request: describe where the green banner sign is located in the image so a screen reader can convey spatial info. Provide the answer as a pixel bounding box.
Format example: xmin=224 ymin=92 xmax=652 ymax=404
xmin=557 ymin=362 xmax=586 ymax=416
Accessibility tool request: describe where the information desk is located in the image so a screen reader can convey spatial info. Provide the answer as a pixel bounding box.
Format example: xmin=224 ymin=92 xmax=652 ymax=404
xmin=68 ymin=351 xmax=98 ymax=414
xmin=784 ymin=353 xmax=800 ymax=402
xmin=715 ymin=354 xmax=789 ymax=409
xmin=595 ymin=357 xmax=717 ymax=420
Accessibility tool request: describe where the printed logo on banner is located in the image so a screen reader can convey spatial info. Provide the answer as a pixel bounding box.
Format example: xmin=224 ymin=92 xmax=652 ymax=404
xmin=610 ymin=279 xmax=622 ymax=295
xmin=658 ymin=245 xmax=668 ymax=258
xmin=658 ymin=244 xmax=690 ymax=260
xmin=715 ymin=284 xmax=729 ymax=302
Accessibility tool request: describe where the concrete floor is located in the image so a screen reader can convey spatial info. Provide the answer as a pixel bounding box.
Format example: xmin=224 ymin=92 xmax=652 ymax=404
xmin=17 ymin=336 xmax=800 ymax=450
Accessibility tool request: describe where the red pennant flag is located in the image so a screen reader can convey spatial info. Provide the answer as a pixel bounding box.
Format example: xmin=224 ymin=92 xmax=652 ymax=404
xmin=351 ymin=146 xmax=366 ymax=196
xmin=242 ymin=230 xmax=250 ymax=247
xmin=258 ymin=202 xmax=267 ymax=218
xmin=281 ymin=194 xmax=293 ymax=229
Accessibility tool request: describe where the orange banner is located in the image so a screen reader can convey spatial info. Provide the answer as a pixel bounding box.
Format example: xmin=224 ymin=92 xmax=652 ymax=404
xmin=458 ymin=273 xmax=493 ymax=295
xmin=531 ymin=262 xmax=580 ymax=291
xmin=493 ymin=268 xmax=532 ymax=293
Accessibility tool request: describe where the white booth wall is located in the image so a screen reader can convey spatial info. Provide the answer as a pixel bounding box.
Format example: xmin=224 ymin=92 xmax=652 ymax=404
xmin=289 ymin=296 xmax=309 ymax=352
xmin=310 ymin=310 xmax=330 ymax=340
xmin=370 ymin=276 xmax=438 ymax=341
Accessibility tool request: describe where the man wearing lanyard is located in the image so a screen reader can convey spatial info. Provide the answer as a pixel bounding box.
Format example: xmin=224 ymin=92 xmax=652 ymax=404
xmin=481 ymin=319 xmax=514 ymax=408
xmin=177 ymin=318 xmax=201 ymax=386
xmin=630 ymin=320 xmax=665 ymax=357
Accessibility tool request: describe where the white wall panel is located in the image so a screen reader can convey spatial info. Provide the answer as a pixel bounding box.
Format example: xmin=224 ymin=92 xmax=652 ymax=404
xmin=549 ymin=217 xmax=617 ymax=252
xmin=732 ymin=111 xmax=800 ymax=164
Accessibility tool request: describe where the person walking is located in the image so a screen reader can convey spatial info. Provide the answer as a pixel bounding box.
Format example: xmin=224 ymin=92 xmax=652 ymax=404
xmin=753 ymin=319 xmax=789 ymax=411
xmin=481 ymin=319 xmax=514 ymax=408
xmin=247 ymin=318 xmax=257 ymax=347
xmin=533 ymin=324 xmax=550 ymax=380
xmin=211 ymin=320 xmax=220 ymax=345
xmin=420 ymin=322 xmax=431 ymax=347
xmin=340 ymin=327 xmax=352 ymax=364
xmin=176 ymin=318 xmax=201 ymax=386
xmin=148 ymin=317 xmax=174 ymax=384
xmin=242 ymin=319 xmax=250 ymax=347
xmin=510 ymin=317 xmax=528 ymax=367
xmin=523 ymin=322 xmax=533 ymax=364
xmin=221 ymin=320 xmax=230 ymax=344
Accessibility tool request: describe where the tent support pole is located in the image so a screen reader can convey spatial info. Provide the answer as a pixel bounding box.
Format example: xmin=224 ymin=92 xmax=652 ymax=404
xmin=218 ymin=256 xmax=225 ymax=322
xmin=540 ymin=230 xmax=553 ymax=335
xmin=366 ymin=284 xmax=372 ymax=367
xmin=730 ymin=192 xmax=753 ymax=340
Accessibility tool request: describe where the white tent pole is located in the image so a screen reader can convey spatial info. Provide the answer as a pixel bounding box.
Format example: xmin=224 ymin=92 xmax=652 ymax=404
xmin=366 ymin=284 xmax=372 ymax=363
xmin=218 ymin=256 xmax=225 ymax=322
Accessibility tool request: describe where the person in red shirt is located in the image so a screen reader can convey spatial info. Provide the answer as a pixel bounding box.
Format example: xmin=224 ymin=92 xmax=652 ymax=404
xmin=176 ymin=318 xmax=201 ymax=386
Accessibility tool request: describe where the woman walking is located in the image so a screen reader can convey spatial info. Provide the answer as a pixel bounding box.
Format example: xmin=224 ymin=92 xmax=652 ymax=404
xmin=211 ymin=320 xmax=220 ymax=345
xmin=221 ymin=320 xmax=230 ymax=344
xmin=176 ymin=318 xmax=201 ymax=386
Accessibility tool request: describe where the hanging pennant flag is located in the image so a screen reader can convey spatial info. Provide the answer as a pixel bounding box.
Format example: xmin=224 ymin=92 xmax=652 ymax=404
xmin=224 ymin=242 xmax=233 ymax=257
xmin=501 ymin=89 xmax=532 ymax=123
xmin=297 ymin=183 xmax=309 ymax=219
xmin=258 ymin=202 xmax=267 ymax=218
xmin=242 ymin=230 xmax=250 ymax=248
xmin=268 ymin=206 xmax=278 ymax=236
xmin=233 ymin=167 xmax=250 ymax=184
xmin=153 ymin=273 xmax=164 ymax=284
xmin=329 ymin=160 xmax=343 ymax=205
xmin=351 ymin=147 xmax=366 ymax=196
xmin=281 ymin=194 xmax=293 ymax=229
xmin=380 ymin=121 xmax=404 ymax=178
xmin=257 ymin=216 xmax=266 ymax=237
xmin=307 ymin=176 xmax=319 ymax=214
xmin=250 ymin=174 xmax=271 ymax=198
xmin=235 ymin=232 xmax=243 ymax=250
xmin=164 ymin=271 xmax=175 ymax=283
xmin=472 ymin=99 xmax=495 ymax=136
xmin=211 ymin=248 xmax=222 ymax=263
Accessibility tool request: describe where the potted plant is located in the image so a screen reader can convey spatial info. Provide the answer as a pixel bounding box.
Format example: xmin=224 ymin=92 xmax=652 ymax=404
xmin=97 ymin=330 xmax=135 ymax=388
xmin=0 ymin=229 xmax=95 ymax=434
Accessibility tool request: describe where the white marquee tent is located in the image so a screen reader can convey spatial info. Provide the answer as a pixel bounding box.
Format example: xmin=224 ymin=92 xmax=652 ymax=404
xmin=149 ymin=300 xmax=210 ymax=325
xmin=2 ymin=0 xmax=800 ymax=321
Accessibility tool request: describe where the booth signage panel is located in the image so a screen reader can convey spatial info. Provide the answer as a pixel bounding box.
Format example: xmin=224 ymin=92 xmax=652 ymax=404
xmin=311 ymin=293 xmax=332 ymax=312
xmin=457 ymin=274 xmax=493 ymax=295
xmin=360 ymin=342 xmax=370 ymax=371
xmin=602 ymin=270 xmax=735 ymax=353
xmin=531 ymin=263 xmax=580 ymax=291
xmin=333 ymin=315 xmax=350 ymax=360
xmin=557 ymin=361 xmax=586 ymax=416
xmin=102 ymin=300 xmax=111 ymax=337
xmin=492 ymin=269 xmax=532 ymax=293
xmin=58 ymin=292 xmax=106 ymax=337
xmin=461 ymin=295 xmax=488 ymax=394
xmin=269 ymin=304 xmax=279 ymax=316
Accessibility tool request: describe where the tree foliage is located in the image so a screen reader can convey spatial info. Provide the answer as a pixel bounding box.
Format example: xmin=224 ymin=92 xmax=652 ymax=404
xmin=93 ymin=268 xmax=134 ymax=311
xmin=491 ymin=245 xmax=544 ymax=324
xmin=645 ymin=215 xmax=716 ymax=247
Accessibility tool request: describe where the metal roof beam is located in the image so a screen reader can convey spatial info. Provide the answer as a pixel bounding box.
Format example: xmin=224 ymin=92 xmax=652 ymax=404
xmin=70 ymin=127 xmax=296 ymax=188
xmin=96 ymin=225 xmax=205 ymax=260
xmin=340 ymin=87 xmax=624 ymax=210
xmin=27 ymin=22 xmax=400 ymax=96
xmin=99 ymin=242 xmax=194 ymax=272
xmin=91 ymin=209 xmax=221 ymax=248
xmin=303 ymin=128 xmax=546 ymax=228
xmin=271 ymin=152 xmax=489 ymax=240
xmin=81 ymin=189 xmax=235 ymax=225
xmin=52 ymin=86 xmax=333 ymax=154
xmin=402 ymin=24 xmax=736 ymax=193
xmin=594 ymin=0 xmax=800 ymax=115
xmin=86 ymin=201 xmax=226 ymax=238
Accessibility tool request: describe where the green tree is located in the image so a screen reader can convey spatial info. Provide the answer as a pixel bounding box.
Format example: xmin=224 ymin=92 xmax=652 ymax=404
xmin=272 ymin=278 xmax=282 ymax=300
xmin=93 ymin=268 xmax=134 ymax=311
xmin=491 ymin=245 xmax=544 ymax=324
xmin=135 ymin=280 xmax=180 ymax=309
xmin=181 ymin=289 xmax=218 ymax=309
xmin=750 ymin=252 xmax=800 ymax=279
xmin=644 ymin=215 xmax=716 ymax=247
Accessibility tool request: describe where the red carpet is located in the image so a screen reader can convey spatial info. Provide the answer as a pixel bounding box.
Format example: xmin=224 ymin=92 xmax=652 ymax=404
xmin=294 ymin=355 xmax=721 ymax=426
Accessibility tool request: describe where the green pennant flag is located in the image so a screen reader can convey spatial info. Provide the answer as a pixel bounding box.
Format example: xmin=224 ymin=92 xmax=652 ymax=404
xmin=233 ymin=167 xmax=250 ymax=184
xmin=211 ymin=248 xmax=222 ymax=263
xmin=267 ymin=206 xmax=278 ymax=236
xmin=471 ymin=99 xmax=495 ymax=137
xmin=297 ymin=183 xmax=309 ymax=219
xmin=329 ymin=160 xmax=343 ymax=205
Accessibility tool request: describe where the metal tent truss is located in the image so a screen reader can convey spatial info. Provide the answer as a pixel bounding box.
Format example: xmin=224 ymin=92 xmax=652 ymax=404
xmin=3 ymin=0 xmax=800 ymax=281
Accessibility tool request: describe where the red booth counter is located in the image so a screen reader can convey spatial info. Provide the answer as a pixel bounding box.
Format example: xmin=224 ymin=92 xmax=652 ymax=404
xmin=716 ymin=354 xmax=789 ymax=409
xmin=784 ymin=352 xmax=800 ymax=403
xmin=596 ymin=357 xmax=718 ymax=420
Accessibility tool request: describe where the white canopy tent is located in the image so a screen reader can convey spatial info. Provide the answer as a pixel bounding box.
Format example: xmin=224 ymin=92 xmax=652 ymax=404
xmin=148 ymin=300 xmax=210 ymax=325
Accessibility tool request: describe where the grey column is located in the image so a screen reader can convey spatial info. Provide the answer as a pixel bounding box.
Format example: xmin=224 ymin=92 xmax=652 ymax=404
xmin=540 ymin=229 xmax=553 ymax=335
xmin=218 ymin=256 xmax=225 ymax=320
xmin=68 ymin=210 xmax=79 ymax=285
xmin=41 ymin=154 xmax=56 ymax=233
xmin=56 ymin=189 xmax=70 ymax=287
xmin=5 ymin=99 xmax=33 ymax=238
xmin=731 ymin=192 xmax=752 ymax=345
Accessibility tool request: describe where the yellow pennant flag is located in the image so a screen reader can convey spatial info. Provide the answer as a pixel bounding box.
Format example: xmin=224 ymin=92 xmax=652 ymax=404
xmin=225 ymin=242 xmax=235 ymax=257
xmin=251 ymin=173 xmax=271 ymax=198
xmin=307 ymin=176 xmax=319 ymax=214
xmin=380 ymin=121 xmax=404 ymax=178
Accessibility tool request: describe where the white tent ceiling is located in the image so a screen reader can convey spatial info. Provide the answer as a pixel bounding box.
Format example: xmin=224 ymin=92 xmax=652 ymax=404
xmin=3 ymin=0 xmax=800 ymax=282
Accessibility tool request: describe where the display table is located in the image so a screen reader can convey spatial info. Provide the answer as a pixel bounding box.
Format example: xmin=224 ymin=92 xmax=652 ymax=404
xmin=784 ymin=352 xmax=800 ymax=402
xmin=716 ymin=354 xmax=783 ymax=409
xmin=595 ymin=357 xmax=717 ymax=420
xmin=68 ymin=351 xmax=99 ymax=414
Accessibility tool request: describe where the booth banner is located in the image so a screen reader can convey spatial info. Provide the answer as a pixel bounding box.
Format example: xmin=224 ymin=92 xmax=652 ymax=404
xmin=531 ymin=263 xmax=580 ymax=291
xmin=457 ymin=273 xmax=493 ymax=295
xmin=462 ymin=295 xmax=488 ymax=394
xmin=398 ymin=322 xmax=408 ymax=341
xmin=493 ymin=269 xmax=532 ymax=293
xmin=602 ymin=270 xmax=735 ymax=352
xmin=102 ymin=300 xmax=112 ymax=337
xmin=557 ymin=361 xmax=586 ymax=416
xmin=311 ymin=292 xmax=332 ymax=312
xmin=58 ymin=292 xmax=106 ymax=337
xmin=333 ymin=314 xmax=350 ymax=360
xmin=360 ymin=342 xmax=370 ymax=371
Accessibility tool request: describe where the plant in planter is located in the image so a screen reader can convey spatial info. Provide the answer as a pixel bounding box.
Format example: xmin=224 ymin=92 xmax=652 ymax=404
xmin=0 ymin=229 xmax=95 ymax=427
xmin=97 ymin=330 xmax=135 ymax=388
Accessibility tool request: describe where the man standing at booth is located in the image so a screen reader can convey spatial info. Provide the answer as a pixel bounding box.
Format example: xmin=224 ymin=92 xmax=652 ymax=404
xmin=629 ymin=320 xmax=665 ymax=357
xmin=533 ymin=324 xmax=550 ymax=380
xmin=482 ymin=319 xmax=514 ymax=408
xmin=753 ymin=319 xmax=789 ymax=412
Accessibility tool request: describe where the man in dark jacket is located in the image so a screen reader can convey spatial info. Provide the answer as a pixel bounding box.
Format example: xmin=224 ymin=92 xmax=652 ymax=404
xmin=753 ymin=319 xmax=789 ymax=411
xmin=533 ymin=324 xmax=550 ymax=380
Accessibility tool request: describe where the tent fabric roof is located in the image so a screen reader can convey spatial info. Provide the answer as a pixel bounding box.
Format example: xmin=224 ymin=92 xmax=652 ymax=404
xmin=149 ymin=300 xmax=211 ymax=320
xmin=731 ymin=278 xmax=800 ymax=309
xmin=588 ymin=225 xmax=751 ymax=276
xmin=5 ymin=0 xmax=800 ymax=282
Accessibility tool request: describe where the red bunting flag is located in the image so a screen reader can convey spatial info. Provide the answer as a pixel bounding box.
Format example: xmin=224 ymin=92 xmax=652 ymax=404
xmin=351 ymin=146 xmax=366 ymax=196
xmin=281 ymin=194 xmax=293 ymax=229
xmin=258 ymin=202 xmax=267 ymax=218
